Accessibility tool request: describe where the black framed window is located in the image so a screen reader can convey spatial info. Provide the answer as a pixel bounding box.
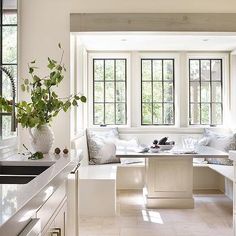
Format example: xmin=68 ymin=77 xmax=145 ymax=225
xmin=141 ymin=59 xmax=175 ymax=125
xmin=189 ymin=59 xmax=223 ymax=125
xmin=0 ymin=0 xmax=18 ymax=139
xmin=93 ymin=59 xmax=127 ymax=125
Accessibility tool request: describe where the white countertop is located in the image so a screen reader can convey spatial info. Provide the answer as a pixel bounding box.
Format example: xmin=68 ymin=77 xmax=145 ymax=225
xmin=0 ymin=149 xmax=82 ymax=234
xmin=116 ymin=146 xmax=228 ymax=158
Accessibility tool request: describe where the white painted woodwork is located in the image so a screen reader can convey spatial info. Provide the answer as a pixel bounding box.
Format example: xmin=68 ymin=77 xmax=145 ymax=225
xmin=36 ymin=182 xmax=66 ymax=232
xmin=146 ymin=157 xmax=194 ymax=208
xmin=79 ymin=165 xmax=117 ymax=216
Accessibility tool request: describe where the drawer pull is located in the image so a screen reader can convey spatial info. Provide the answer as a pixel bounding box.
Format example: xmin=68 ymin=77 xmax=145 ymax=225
xmin=50 ymin=227 xmax=61 ymax=236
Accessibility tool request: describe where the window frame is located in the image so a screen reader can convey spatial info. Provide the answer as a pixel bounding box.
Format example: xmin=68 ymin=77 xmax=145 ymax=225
xmin=140 ymin=58 xmax=175 ymax=126
xmin=187 ymin=53 xmax=229 ymax=127
xmin=88 ymin=52 xmax=131 ymax=128
xmin=138 ymin=53 xmax=180 ymax=128
xmin=0 ymin=0 xmax=18 ymax=140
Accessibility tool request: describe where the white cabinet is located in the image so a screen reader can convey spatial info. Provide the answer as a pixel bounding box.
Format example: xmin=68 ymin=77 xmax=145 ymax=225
xmin=43 ymin=201 xmax=67 ymax=236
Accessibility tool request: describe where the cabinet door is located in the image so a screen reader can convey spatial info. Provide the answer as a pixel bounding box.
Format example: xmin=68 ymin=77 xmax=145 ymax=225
xmin=43 ymin=202 xmax=67 ymax=236
xmin=54 ymin=203 xmax=67 ymax=236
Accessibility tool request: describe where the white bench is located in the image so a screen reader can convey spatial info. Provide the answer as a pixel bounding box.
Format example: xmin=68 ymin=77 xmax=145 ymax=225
xmin=79 ymin=165 xmax=117 ymax=216
xmin=72 ymin=134 xmax=145 ymax=216
xmin=73 ymin=134 xmax=233 ymax=216
xmin=193 ymin=163 xmax=234 ymax=181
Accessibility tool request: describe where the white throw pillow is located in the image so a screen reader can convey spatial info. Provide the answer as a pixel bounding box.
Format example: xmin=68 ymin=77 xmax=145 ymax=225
xmin=204 ymin=129 xmax=235 ymax=165
xmin=86 ymin=128 xmax=120 ymax=164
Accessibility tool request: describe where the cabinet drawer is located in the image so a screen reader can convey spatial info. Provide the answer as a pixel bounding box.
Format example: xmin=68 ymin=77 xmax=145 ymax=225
xmin=37 ymin=182 xmax=66 ymax=231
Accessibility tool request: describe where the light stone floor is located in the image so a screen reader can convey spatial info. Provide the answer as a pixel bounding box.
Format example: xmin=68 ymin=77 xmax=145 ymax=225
xmin=79 ymin=190 xmax=233 ymax=236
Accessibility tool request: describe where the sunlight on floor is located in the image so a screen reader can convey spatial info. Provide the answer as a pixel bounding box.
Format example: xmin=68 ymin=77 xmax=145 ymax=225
xmin=141 ymin=209 xmax=164 ymax=224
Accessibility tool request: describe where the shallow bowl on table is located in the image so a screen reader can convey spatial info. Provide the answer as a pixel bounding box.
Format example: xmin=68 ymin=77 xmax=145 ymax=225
xmin=159 ymin=145 xmax=174 ymax=151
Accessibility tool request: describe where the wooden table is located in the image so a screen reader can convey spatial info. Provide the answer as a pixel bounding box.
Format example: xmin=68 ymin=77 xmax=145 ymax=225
xmin=116 ymin=146 xmax=228 ymax=209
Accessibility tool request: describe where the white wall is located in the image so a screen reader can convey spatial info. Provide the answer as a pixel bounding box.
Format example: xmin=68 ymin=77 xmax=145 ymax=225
xmin=19 ymin=0 xmax=236 ymax=149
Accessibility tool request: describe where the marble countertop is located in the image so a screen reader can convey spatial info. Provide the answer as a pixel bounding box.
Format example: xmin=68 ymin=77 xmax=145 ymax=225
xmin=116 ymin=146 xmax=228 ymax=158
xmin=0 ymin=149 xmax=82 ymax=235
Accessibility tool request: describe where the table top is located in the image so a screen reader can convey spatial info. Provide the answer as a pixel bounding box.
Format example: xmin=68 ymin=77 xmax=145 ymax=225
xmin=116 ymin=146 xmax=228 ymax=158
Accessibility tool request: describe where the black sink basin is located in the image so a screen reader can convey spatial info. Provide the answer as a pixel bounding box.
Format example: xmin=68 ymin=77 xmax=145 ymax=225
xmin=0 ymin=165 xmax=51 ymax=184
xmin=0 ymin=176 xmax=35 ymax=184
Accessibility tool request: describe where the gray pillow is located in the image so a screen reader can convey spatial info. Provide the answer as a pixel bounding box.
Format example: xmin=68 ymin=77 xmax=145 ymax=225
xmin=86 ymin=128 xmax=120 ymax=165
xmin=204 ymin=129 xmax=235 ymax=165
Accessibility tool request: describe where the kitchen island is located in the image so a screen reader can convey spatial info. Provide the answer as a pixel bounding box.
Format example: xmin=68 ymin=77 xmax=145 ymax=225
xmin=116 ymin=146 xmax=228 ymax=209
xmin=0 ymin=149 xmax=81 ymax=236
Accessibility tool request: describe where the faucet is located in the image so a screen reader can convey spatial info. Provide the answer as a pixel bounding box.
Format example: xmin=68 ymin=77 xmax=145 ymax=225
xmin=0 ymin=66 xmax=17 ymax=132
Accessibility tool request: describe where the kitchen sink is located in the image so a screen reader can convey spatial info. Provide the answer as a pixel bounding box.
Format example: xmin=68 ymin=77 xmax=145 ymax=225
xmin=0 ymin=165 xmax=52 ymax=184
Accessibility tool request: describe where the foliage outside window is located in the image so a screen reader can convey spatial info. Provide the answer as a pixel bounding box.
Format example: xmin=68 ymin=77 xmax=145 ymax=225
xmin=141 ymin=59 xmax=175 ymax=125
xmin=189 ymin=59 xmax=223 ymax=125
xmin=0 ymin=0 xmax=17 ymax=139
xmin=93 ymin=59 xmax=127 ymax=125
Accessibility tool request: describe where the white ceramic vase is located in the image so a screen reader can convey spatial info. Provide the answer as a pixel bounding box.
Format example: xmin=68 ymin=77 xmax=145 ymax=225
xmin=29 ymin=124 xmax=54 ymax=154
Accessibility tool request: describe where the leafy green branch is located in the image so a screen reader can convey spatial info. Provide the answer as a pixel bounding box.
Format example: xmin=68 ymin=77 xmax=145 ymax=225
xmin=0 ymin=43 xmax=86 ymax=128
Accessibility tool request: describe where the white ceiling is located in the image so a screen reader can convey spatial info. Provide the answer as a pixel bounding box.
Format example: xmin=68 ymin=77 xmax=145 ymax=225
xmin=77 ymin=32 xmax=236 ymax=51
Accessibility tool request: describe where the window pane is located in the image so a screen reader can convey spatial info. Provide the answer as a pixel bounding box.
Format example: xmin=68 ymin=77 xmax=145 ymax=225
xmin=105 ymin=82 xmax=114 ymax=102
xmin=163 ymin=60 xmax=173 ymax=80
xmin=105 ymin=60 xmax=114 ymax=80
xmin=201 ymin=82 xmax=210 ymax=102
xmin=2 ymin=65 xmax=17 ymax=100
xmin=153 ymin=60 xmax=162 ymax=80
xmin=153 ymin=103 xmax=162 ymax=124
xmin=212 ymin=104 xmax=222 ymax=125
xmin=142 ymin=60 xmax=152 ymax=81
xmin=201 ymin=60 xmax=210 ymax=81
xmin=189 ymin=59 xmax=223 ymax=125
xmin=3 ymin=0 xmax=17 ymax=9
xmin=211 ymin=60 xmax=221 ymax=81
xmin=141 ymin=59 xmax=175 ymax=125
xmin=212 ymin=82 xmax=222 ymax=102
xmin=94 ymin=60 xmax=104 ymax=81
xmin=94 ymin=82 xmax=104 ymax=102
xmin=2 ymin=26 xmax=17 ymax=64
xmin=164 ymin=82 xmax=173 ymax=102
xmin=3 ymin=11 xmax=17 ymax=24
xmin=190 ymin=82 xmax=200 ymax=103
xmin=190 ymin=103 xmax=200 ymax=124
xmin=2 ymin=116 xmax=15 ymax=139
xmin=201 ymin=104 xmax=210 ymax=124
xmin=164 ymin=103 xmax=174 ymax=124
xmin=94 ymin=104 xmax=104 ymax=124
xmin=142 ymin=82 xmax=152 ymax=102
xmin=116 ymin=60 xmax=126 ymax=81
xmin=105 ymin=103 xmax=115 ymax=124
xmin=116 ymin=103 xmax=126 ymax=124
xmin=190 ymin=60 xmax=199 ymax=81
xmin=116 ymin=82 xmax=126 ymax=102
xmin=93 ymin=58 xmax=127 ymax=125
xmin=153 ymin=82 xmax=162 ymax=102
xmin=142 ymin=104 xmax=152 ymax=124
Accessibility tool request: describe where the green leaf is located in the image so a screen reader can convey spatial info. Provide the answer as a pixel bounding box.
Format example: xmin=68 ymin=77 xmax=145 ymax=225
xmin=72 ymin=100 xmax=78 ymax=106
xmin=29 ymin=67 xmax=34 ymax=74
xmin=31 ymin=60 xmax=36 ymax=64
xmin=80 ymin=96 xmax=87 ymax=103
xmin=21 ymin=84 xmax=26 ymax=92
xmin=58 ymin=43 xmax=61 ymax=49
xmin=24 ymin=79 xmax=29 ymax=85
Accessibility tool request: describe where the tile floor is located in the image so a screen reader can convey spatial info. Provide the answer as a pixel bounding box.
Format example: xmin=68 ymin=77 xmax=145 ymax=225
xmin=79 ymin=190 xmax=233 ymax=236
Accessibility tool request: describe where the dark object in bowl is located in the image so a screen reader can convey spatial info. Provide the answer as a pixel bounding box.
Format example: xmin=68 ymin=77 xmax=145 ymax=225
xmin=159 ymin=137 xmax=168 ymax=145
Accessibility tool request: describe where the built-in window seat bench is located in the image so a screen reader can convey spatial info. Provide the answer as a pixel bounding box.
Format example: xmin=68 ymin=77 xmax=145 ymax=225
xmin=72 ymin=132 xmax=233 ymax=216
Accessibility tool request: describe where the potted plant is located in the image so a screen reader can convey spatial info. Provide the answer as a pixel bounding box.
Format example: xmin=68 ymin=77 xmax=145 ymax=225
xmin=0 ymin=44 xmax=86 ymax=154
